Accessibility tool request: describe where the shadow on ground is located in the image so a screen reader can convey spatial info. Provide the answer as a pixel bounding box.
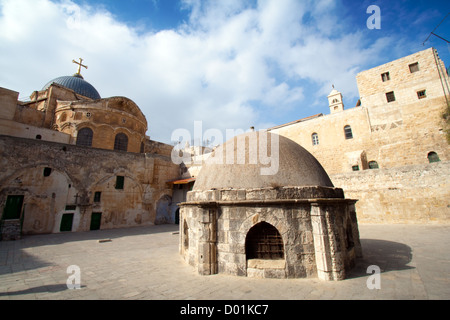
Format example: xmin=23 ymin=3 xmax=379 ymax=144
xmin=0 ymin=284 xmax=88 ymax=297
xmin=347 ymin=239 xmax=414 ymax=279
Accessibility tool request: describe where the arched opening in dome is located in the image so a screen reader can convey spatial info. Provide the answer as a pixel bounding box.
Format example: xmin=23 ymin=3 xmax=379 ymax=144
xmin=245 ymin=222 xmax=284 ymax=260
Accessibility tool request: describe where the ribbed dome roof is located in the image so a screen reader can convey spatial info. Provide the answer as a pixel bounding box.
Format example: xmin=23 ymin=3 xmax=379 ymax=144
xmin=43 ymin=74 xmax=101 ymax=100
xmin=193 ymin=131 xmax=334 ymax=191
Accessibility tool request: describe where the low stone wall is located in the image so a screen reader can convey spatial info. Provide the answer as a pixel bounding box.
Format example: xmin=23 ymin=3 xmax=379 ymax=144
xmin=331 ymin=161 xmax=450 ymax=224
xmin=0 ymin=220 xmax=21 ymax=241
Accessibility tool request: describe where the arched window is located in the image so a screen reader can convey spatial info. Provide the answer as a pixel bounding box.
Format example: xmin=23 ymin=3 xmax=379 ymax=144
xmin=245 ymin=222 xmax=284 ymax=260
xmin=114 ymin=133 xmax=128 ymax=152
xmin=183 ymin=220 xmax=189 ymax=250
xmin=76 ymin=128 xmax=93 ymax=147
xmin=312 ymin=133 xmax=319 ymax=146
xmin=344 ymin=125 xmax=353 ymax=140
xmin=428 ymin=152 xmax=440 ymax=163
xmin=368 ymin=161 xmax=379 ymax=169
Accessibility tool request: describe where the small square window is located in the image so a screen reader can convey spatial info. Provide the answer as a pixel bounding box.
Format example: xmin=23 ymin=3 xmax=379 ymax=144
xmin=344 ymin=126 xmax=353 ymax=140
xmin=94 ymin=192 xmax=101 ymax=202
xmin=115 ymin=176 xmax=125 ymax=190
xmin=381 ymin=72 xmax=390 ymax=82
xmin=43 ymin=167 xmax=52 ymax=177
xmin=417 ymin=90 xmax=427 ymax=99
xmin=386 ymin=91 xmax=396 ymax=103
xmin=409 ymin=62 xmax=419 ymax=73
xmin=352 ymin=165 xmax=360 ymax=172
xmin=312 ymin=133 xmax=319 ymax=146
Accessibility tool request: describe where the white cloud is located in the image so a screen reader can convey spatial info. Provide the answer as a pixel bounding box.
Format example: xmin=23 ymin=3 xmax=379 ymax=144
xmin=0 ymin=0 xmax=393 ymax=143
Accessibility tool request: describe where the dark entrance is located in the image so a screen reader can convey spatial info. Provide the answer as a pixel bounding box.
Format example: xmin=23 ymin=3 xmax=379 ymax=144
xmin=2 ymin=195 xmax=24 ymax=220
xmin=60 ymin=214 xmax=74 ymax=232
xmin=175 ymin=208 xmax=180 ymax=225
xmin=245 ymin=222 xmax=284 ymax=260
xmin=90 ymin=212 xmax=102 ymax=231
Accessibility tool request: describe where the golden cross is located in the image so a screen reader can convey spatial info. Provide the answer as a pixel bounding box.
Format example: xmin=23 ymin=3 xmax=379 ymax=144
xmin=72 ymin=58 xmax=88 ymax=75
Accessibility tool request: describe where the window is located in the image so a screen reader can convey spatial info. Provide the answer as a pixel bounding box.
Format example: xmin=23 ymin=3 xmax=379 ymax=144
xmin=428 ymin=152 xmax=440 ymax=163
xmin=115 ymin=176 xmax=125 ymax=190
xmin=114 ymin=133 xmax=128 ymax=152
xmin=344 ymin=125 xmax=353 ymax=140
xmin=43 ymin=167 xmax=52 ymax=177
xmin=183 ymin=220 xmax=189 ymax=250
xmin=65 ymin=205 xmax=77 ymax=211
xmin=352 ymin=165 xmax=360 ymax=171
xmin=368 ymin=161 xmax=379 ymax=169
xmin=94 ymin=192 xmax=101 ymax=203
xmin=381 ymin=72 xmax=390 ymax=82
xmin=417 ymin=90 xmax=427 ymax=99
xmin=332 ymin=98 xmax=339 ymax=104
xmin=409 ymin=62 xmax=419 ymax=73
xmin=36 ymin=135 xmax=42 ymax=140
xmin=386 ymin=91 xmax=396 ymax=103
xmin=76 ymin=128 xmax=93 ymax=147
xmin=312 ymin=133 xmax=319 ymax=146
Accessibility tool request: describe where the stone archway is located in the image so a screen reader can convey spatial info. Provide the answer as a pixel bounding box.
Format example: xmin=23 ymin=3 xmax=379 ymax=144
xmin=245 ymin=221 xmax=286 ymax=278
xmin=245 ymin=222 xmax=284 ymax=260
xmin=155 ymin=195 xmax=172 ymax=225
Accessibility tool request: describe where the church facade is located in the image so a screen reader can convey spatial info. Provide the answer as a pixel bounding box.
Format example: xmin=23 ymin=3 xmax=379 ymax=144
xmin=0 ymin=60 xmax=180 ymax=240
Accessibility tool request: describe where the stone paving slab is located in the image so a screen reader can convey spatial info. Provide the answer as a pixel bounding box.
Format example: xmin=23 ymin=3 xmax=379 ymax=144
xmin=0 ymin=224 xmax=450 ymax=300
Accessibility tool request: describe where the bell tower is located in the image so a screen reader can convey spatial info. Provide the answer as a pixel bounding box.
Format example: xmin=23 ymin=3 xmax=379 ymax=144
xmin=328 ymin=86 xmax=344 ymax=114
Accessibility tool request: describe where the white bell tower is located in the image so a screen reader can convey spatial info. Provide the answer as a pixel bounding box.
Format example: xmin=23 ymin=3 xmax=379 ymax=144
xmin=328 ymin=86 xmax=344 ymax=114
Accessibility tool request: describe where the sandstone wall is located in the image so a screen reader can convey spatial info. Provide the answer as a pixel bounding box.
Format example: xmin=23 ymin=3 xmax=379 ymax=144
xmin=0 ymin=135 xmax=179 ymax=236
xmin=331 ymin=161 xmax=450 ymax=224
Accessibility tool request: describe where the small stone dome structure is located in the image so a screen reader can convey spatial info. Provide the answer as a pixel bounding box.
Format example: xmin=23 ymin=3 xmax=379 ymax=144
xmin=180 ymin=131 xmax=362 ymax=281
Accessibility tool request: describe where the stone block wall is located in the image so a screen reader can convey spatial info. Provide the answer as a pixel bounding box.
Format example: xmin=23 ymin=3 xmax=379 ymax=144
xmin=331 ymin=161 xmax=450 ymax=224
xmin=180 ymin=186 xmax=361 ymax=280
xmin=0 ymin=135 xmax=179 ymax=236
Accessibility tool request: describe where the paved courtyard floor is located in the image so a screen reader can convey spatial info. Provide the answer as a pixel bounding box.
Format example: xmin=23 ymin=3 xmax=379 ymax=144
xmin=1 ymin=223 xmax=449 ymax=300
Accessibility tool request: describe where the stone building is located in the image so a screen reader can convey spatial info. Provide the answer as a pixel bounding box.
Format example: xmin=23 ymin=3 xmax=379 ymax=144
xmin=180 ymin=131 xmax=362 ymax=281
xmin=266 ymin=48 xmax=450 ymax=223
xmin=0 ymin=60 xmax=180 ymax=240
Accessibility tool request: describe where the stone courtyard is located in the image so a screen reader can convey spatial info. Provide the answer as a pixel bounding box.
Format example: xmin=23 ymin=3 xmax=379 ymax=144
xmin=1 ymin=223 xmax=449 ymax=301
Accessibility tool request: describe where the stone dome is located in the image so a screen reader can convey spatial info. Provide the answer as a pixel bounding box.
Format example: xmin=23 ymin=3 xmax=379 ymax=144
xmin=193 ymin=131 xmax=334 ymax=190
xmin=43 ymin=74 xmax=101 ymax=100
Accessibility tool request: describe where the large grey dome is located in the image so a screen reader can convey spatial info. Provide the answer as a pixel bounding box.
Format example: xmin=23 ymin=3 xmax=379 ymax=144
xmin=193 ymin=131 xmax=334 ymax=190
xmin=43 ymin=74 xmax=101 ymax=100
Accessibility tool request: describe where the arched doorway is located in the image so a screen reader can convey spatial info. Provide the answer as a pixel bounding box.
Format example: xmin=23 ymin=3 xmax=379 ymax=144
xmin=245 ymin=222 xmax=284 ymax=260
xmin=155 ymin=195 xmax=172 ymax=225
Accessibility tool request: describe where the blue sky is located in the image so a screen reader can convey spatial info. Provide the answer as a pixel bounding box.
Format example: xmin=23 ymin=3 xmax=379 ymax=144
xmin=1 ymin=0 xmax=449 ymax=144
